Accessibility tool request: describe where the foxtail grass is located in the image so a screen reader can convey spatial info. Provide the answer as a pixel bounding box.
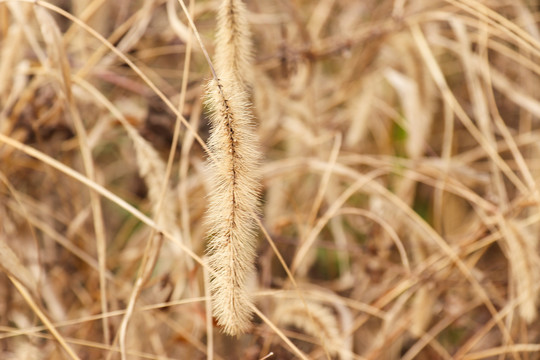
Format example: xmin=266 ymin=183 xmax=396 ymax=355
xmin=204 ymin=0 xmax=261 ymax=336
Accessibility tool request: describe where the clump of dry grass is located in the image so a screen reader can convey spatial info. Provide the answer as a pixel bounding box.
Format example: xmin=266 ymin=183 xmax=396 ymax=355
xmin=1 ymin=0 xmax=540 ymax=359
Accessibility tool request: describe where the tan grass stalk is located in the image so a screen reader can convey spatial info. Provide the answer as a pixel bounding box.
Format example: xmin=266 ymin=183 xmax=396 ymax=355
xmin=113 ymin=97 xmax=184 ymax=359
xmin=203 ymin=0 xmax=261 ymax=336
xmin=35 ymin=4 xmax=111 ymax=344
xmin=409 ymin=241 xmax=436 ymax=338
xmin=505 ymin=219 xmax=540 ymax=323
xmin=132 ymin=134 xmax=179 ymax=237
xmin=0 ymin=236 xmax=37 ymax=295
xmin=306 ymin=0 xmax=335 ymax=39
xmin=251 ymin=305 xmax=309 ymax=360
xmin=0 ymin=21 xmax=23 ymax=102
xmin=167 ymin=0 xmax=195 ymax=45
xmin=118 ymin=232 xmax=163 ymax=360
xmin=7 ymin=3 xmax=47 ymax=65
xmin=9 ymin=276 xmax=80 ymax=360
xmin=0 ymin=133 xmax=193 ymax=255
xmin=130 ymin=124 xmax=191 ymax=303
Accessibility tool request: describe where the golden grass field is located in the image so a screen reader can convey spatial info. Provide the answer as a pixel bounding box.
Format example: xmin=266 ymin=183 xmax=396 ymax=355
xmin=1 ymin=0 xmax=540 ymax=359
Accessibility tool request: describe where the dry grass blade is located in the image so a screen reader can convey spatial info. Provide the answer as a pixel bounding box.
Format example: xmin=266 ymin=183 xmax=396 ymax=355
xmin=0 ymin=237 xmax=37 ymax=295
xmin=34 ymin=3 xmax=112 ymax=344
xmin=464 ymin=344 xmax=540 ymax=360
xmin=251 ymin=305 xmax=309 ymax=360
xmin=0 ymin=12 xmax=23 ymax=101
xmin=504 ymin=219 xmax=540 ymax=323
xmin=118 ymin=232 xmax=164 ymax=360
xmin=0 ymin=133 xmax=205 ymax=267
xmin=132 ymin=134 xmax=179 ymax=238
xmin=9 ymin=277 xmax=80 ymax=360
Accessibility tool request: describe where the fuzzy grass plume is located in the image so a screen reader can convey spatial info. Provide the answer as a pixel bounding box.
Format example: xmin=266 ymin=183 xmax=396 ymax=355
xmin=205 ymin=0 xmax=261 ymax=336
xmin=205 ymin=78 xmax=260 ymax=335
xmin=213 ymin=0 xmax=253 ymax=88
xmin=273 ymin=299 xmax=346 ymax=359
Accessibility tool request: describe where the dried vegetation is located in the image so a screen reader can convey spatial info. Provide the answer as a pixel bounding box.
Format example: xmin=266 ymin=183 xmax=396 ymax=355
xmin=1 ymin=0 xmax=540 ymax=359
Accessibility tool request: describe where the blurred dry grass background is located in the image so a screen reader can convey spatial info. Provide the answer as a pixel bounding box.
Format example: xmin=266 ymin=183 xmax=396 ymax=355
xmin=1 ymin=0 xmax=540 ymax=359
